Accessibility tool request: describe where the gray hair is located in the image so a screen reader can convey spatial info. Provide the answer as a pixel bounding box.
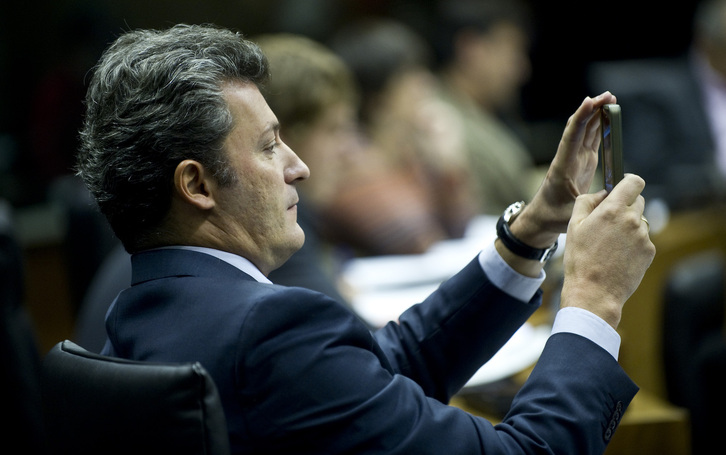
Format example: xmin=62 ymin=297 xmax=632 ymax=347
xmin=76 ymin=24 xmax=269 ymax=252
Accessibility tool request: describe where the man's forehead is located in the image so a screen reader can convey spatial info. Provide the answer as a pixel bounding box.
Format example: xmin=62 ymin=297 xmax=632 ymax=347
xmin=221 ymin=80 xmax=264 ymax=110
xmin=222 ymin=80 xmax=278 ymax=138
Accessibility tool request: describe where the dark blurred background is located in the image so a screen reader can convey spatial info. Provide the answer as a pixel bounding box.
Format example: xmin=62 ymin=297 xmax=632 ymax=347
xmin=0 ymin=0 xmax=700 ymax=209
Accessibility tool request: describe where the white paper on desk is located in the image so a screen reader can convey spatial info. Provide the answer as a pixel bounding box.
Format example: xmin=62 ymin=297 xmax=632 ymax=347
xmin=343 ymin=215 xmax=553 ymax=387
xmin=463 ymin=323 xmax=550 ymax=389
xmin=351 ymin=283 xmax=440 ymax=327
xmin=351 ymin=285 xmax=550 ymax=388
xmin=342 ymin=215 xmax=565 ymax=294
xmin=341 ymin=235 xmax=494 ymax=293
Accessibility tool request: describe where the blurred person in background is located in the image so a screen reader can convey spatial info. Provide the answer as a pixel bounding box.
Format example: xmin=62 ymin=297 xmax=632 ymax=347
xmin=259 ymin=33 xmax=451 ymax=258
xmin=254 ymin=33 xmax=358 ymax=300
xmin=589 ymin=0 xmax=726 ymax=211
xmin=430 ymin=0 xmax=545 ymax=215
xmin=330 ymin=17 xmax=478 ymax=241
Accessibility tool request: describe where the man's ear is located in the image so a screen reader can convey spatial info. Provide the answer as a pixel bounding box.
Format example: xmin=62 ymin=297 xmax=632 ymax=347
xmin=173 ymin=159 xmax=216 ymax=210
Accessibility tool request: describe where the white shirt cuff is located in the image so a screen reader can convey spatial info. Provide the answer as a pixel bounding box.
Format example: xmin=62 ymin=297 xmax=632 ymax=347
xmin=478 ymin=240 xmax=620 ymax=360
xmin=551 ymin=307 xmax=621 ymax=360
xmin=478 ymin=240 xmax=545 ymax=303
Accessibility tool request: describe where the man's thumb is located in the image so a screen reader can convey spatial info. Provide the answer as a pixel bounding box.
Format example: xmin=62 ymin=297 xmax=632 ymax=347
xmin=570 ymin=190 xmax=607 ymax=227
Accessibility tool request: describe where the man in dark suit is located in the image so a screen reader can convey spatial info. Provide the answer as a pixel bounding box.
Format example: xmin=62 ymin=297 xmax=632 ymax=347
xmin=76 ymin=24 xmax=655 ymax=454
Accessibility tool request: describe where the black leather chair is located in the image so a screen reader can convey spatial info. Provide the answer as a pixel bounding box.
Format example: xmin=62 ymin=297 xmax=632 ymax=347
xmin=41 ymin=340 xmax=231 ymax=455
xmin=0 ymin=200 xmax=46 ymax=453
xmin=662 ymin=251 xmax=726 ymax=455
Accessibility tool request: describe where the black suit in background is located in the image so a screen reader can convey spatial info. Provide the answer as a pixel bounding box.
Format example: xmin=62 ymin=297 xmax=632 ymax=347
xmin=589 ymin=55 xmax=726 ymax=210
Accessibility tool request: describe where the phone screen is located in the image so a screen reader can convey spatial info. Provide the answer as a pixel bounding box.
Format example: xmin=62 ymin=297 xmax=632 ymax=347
xmin=601 ymin=104 xmax=623 ymax=192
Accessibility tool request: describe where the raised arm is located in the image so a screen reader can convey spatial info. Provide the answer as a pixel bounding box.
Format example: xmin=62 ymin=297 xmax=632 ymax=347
xmin=495 ymin=92 xmax=616 ymax=277
xmin=495 ymin=92 xmax=655 ymax=329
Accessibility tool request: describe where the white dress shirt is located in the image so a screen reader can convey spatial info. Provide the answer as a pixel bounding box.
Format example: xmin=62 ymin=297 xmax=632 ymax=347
xmin=477 ymin=240 xmax=621 ymax=360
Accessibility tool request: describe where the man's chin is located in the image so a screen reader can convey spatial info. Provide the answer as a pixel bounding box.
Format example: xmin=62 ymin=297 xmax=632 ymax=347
xmin=272 ymin=229 xmax=305 ymax=270
xmin=293 ymin=224 xmax=306 ymax=249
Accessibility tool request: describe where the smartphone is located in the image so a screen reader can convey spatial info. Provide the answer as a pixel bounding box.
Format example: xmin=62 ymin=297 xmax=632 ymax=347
xmin=601 ymin=104 xmax=623 ymax=192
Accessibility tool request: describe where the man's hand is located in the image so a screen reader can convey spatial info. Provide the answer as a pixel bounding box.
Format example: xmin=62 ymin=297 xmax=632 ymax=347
xmin=510 ymin=92 xmax=617 ymax=250
xmin=560 ymin=174 xmax=656 ymax=329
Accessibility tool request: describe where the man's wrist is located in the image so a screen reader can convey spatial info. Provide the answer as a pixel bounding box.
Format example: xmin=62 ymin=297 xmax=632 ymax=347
xmin=507 ymin=209 xmax=561 ymax=249
xmin=551 ymin=307 xmax=621 ymax=360
xmin=496 ymin=202 xmax=558 ymax=263
xmin=479 ymin=240 xmax=544 ymax=302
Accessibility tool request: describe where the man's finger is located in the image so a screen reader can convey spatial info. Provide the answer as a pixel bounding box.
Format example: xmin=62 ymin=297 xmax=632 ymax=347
xmin=571 ymin=190 xmax=608 ymax=226
xmin=606 ymin=174 xmax=646 ymax=207
xmin=562 ymin=92 xmax=616 ymax=147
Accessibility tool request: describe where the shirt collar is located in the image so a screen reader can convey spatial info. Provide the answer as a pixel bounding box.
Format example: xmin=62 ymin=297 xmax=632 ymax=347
xmin=154 ymin=245 xmax=272 ymax=284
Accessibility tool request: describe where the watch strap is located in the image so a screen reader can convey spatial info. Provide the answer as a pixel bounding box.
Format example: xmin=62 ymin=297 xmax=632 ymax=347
xmin=496 ymin=207 xmax=558 ymax=263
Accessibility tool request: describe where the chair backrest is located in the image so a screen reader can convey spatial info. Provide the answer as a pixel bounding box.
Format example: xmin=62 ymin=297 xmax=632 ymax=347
xmin=41 ymin=340 xmax=231 ymax=455
xmin=662 ymin=251 xmax=726 ymax=455
xmin=662 ymin=251 xmax=725 ymax=409
xmin=1 ymin=200 xmax=46 ymax=454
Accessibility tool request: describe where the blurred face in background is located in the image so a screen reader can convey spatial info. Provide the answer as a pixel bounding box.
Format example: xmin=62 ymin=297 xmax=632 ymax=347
xmin=461 ymin=21 xmax=531 ymax=111
xmin=698 ymin=5 xmax=726 ymax=77
xmin=281 ymin=101 xmax=363 ymax=208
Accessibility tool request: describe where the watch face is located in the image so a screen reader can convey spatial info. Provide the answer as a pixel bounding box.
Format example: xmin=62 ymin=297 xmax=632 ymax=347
xmin=504 ymin=201 xmax=525 ymax=222
xmin=498 ymin=201 xmax=558 ymax=263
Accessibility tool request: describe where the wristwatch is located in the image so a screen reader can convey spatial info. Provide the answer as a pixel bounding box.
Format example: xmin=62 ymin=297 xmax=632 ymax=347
xmin=496 ymin=201 xmax=558 ymax=263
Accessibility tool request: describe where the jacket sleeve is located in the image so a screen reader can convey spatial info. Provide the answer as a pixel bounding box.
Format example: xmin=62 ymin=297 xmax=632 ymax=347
xmin=235 ymin=264 xmax=637 ymax=454
xmin=495 ymin=332 xmax=639 ymax=454
xmin=373 ymin=256 xmax=541 ymax=402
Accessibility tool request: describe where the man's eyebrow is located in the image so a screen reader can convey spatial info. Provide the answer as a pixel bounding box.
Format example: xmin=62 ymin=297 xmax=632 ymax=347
xmin=257 ymin=121 xmax=280 ymax=145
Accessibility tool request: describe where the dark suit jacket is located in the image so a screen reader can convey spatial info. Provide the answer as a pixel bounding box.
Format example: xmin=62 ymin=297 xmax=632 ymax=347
xmin=102 ymin=248 xmax=637 ymax=454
